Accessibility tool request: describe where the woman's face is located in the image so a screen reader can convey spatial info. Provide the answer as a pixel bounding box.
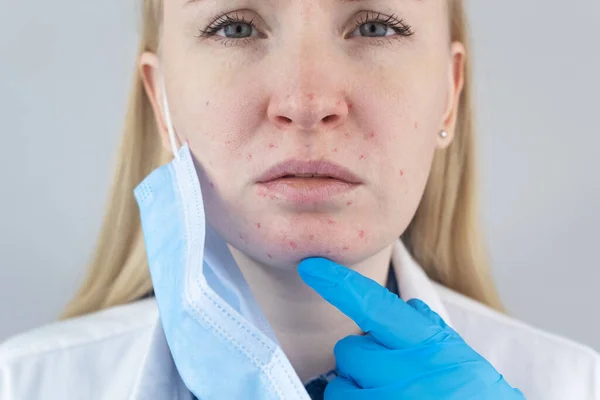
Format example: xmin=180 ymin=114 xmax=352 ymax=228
xmin=141 ymin=0 xmax=464 ymax=269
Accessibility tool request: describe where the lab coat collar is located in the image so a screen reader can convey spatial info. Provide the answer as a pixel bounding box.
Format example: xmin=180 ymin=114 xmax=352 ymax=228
xmin=130 ymin=238 xmax=452 ymax=399
xmin=129 ymin=316 xmax=192 ymax=400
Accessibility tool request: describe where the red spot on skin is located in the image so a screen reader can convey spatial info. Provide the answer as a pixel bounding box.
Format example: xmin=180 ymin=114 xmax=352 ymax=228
xmin=308 ymin=93 xmax=314 ymax=100
xmin=270 ymin=195 xmax=276 ymax=200
xmin=327 ymin=218 xmax=336 ymax=224
xmin=414 ymin=121 xmax=419 ymax=129
xmin=347 ymin=201 xmax=353 ymax=206
xmin=368 ymin=131 xmax=376 ymax=140
xmin=309 ymin=234 xmax=315 ymax=240
xmin=343 ymin=246 xmax=350 ymax=251
xmin=290 ymin=241 xmax=298 ymax=249
xmin=359 ymin=155 xmax=367 ymax=160
xmin=336 ymin=100 xmax=341 ymax=106
xmin=305 ymin=144 xmax=311 ymax=148
xmin=348 ymin=103 xmax=354 ymax=110
xmin=333 ymin=148 xmax=338 ymax=153
xmin=359 ymin=230 xmax=365 ymax=239
xmin=247 ymin=153 xmax=252 ymax=159
xmin=225 ymin=140 xmax=232 ymax=145
xmin=400 ymin=169 xmax=405 ymax=177
xmin=257 ymin=223 xmax=261 ymax=229
xmin=267 ymin=253 xmax=273 ymax=259
xmin=344 ymin=132 xmax=350 ymax=138
xmin=269 ymin=143 xmax=276 ymax=148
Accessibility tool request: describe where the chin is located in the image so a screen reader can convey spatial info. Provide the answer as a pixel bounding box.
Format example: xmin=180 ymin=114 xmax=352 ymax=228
xmin=241 ymin=240 xmax=374 ymax=270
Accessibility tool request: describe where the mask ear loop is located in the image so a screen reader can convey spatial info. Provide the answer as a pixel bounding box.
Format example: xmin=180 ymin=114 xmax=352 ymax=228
xmin=160 ymin=76 xmax=181 ymax=160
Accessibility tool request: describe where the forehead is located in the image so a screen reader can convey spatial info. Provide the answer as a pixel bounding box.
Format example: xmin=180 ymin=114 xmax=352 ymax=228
xmin=173 ymin=0 xmax=446 ymax=21
xmin=180 ymin=0 xmax=433 ymax=8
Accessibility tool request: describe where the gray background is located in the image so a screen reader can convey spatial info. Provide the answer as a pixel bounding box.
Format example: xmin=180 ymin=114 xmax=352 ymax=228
xmin=1 ymin=1 xmax=598 ymax=350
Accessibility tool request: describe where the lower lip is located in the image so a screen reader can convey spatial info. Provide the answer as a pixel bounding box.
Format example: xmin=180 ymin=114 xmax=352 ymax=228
xmin=256 ymin=178 xmax=359 ymax=204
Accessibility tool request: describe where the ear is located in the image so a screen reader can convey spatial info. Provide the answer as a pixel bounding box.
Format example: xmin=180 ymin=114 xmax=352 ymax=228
xmin=436 ymin=41 xmax=466 ymax=149
xmin=138 ymin=52 xmax=175 ymax=154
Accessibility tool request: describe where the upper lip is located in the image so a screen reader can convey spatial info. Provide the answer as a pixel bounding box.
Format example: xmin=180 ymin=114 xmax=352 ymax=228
xmin=256 ymin=159 xmax=363 ymax=184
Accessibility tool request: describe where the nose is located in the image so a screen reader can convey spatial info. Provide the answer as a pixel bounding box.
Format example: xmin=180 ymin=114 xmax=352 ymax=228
xmin=269 ymin=92 xmax=349 ymax=132
xmin=266 ymin=40 xmax=350 ymax=132
xmin=269 ymin=90 xmax=348 ymax=131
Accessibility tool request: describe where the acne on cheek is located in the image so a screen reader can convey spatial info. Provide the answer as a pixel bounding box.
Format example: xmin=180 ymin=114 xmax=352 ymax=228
xmin=365 ymin=131 xmax=376 ymax=141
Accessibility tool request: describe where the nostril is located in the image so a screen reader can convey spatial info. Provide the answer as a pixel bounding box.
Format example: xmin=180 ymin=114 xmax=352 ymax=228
xmin=323 ymin=115 xmax=339 ymax=124
xmin=275 ymin=116 xmax=293 ymax=125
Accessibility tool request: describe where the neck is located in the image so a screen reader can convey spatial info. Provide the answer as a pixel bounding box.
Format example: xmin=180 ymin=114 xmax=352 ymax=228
xmin=228 ymin=244 xmax=395 ymax=383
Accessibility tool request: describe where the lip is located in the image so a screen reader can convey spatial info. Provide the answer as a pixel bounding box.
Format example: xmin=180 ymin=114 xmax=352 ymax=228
xmin=256 ymin=160 xmax=363 ymax=184
xmin=256 ymin=160 xmax=362 ymax=204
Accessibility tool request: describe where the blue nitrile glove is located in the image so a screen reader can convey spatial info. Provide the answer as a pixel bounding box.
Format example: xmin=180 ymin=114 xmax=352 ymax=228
xmin=298 ymin=257 xmax=526 ymax=400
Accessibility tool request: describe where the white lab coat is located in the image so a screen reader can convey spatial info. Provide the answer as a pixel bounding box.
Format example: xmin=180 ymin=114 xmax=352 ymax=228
xmin=1 ymin=239 xmax=599 ymax=400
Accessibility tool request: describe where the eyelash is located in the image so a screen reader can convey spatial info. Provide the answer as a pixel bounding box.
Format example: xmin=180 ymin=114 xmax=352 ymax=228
xmin=196 ymin=11 xmax=415 ymax=47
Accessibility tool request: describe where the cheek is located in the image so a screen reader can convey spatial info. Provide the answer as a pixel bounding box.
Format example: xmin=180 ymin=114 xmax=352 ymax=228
xmin=357 ymin=85 xmax=439 ymax=183
xmin=171 ymin=59 xmax=266 ymax=159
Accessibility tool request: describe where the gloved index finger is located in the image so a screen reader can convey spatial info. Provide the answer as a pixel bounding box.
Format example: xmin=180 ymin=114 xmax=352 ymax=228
xmin=298 ymin=257 xmax=443 ymax=349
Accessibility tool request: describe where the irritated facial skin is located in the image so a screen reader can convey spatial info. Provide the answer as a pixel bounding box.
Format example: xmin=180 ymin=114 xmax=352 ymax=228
xmin=139 ymin=0 xmax=465 ymax=383
xmin=141 ymin=0 xmax=463 ymax=272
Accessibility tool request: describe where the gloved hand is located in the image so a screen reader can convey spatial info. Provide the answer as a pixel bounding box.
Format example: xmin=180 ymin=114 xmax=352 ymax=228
xmin=298 ymin=257 xmax=526 ymax=400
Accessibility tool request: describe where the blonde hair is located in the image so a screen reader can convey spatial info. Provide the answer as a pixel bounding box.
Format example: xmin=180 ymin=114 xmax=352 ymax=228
xmin=61 ymin=0 xmax=503 ymax=319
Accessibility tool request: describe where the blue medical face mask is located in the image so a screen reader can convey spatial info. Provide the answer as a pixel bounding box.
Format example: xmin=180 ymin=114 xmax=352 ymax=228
xmin=134 ymin=77 xmax=310 ymax=400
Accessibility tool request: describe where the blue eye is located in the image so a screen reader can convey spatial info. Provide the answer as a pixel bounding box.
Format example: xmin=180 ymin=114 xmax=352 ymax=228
xmin=198 ymin=13 xmax=259 ymax=39
xmin=350 ymin=12 xmax=414 ymax=38
xmin=358 ymin=22 xmax=392 ymax=37
xmin=197 ymin=11 xmax=414 ymax=44
xmin=221 ymin=22 xmax=255 ymax=39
